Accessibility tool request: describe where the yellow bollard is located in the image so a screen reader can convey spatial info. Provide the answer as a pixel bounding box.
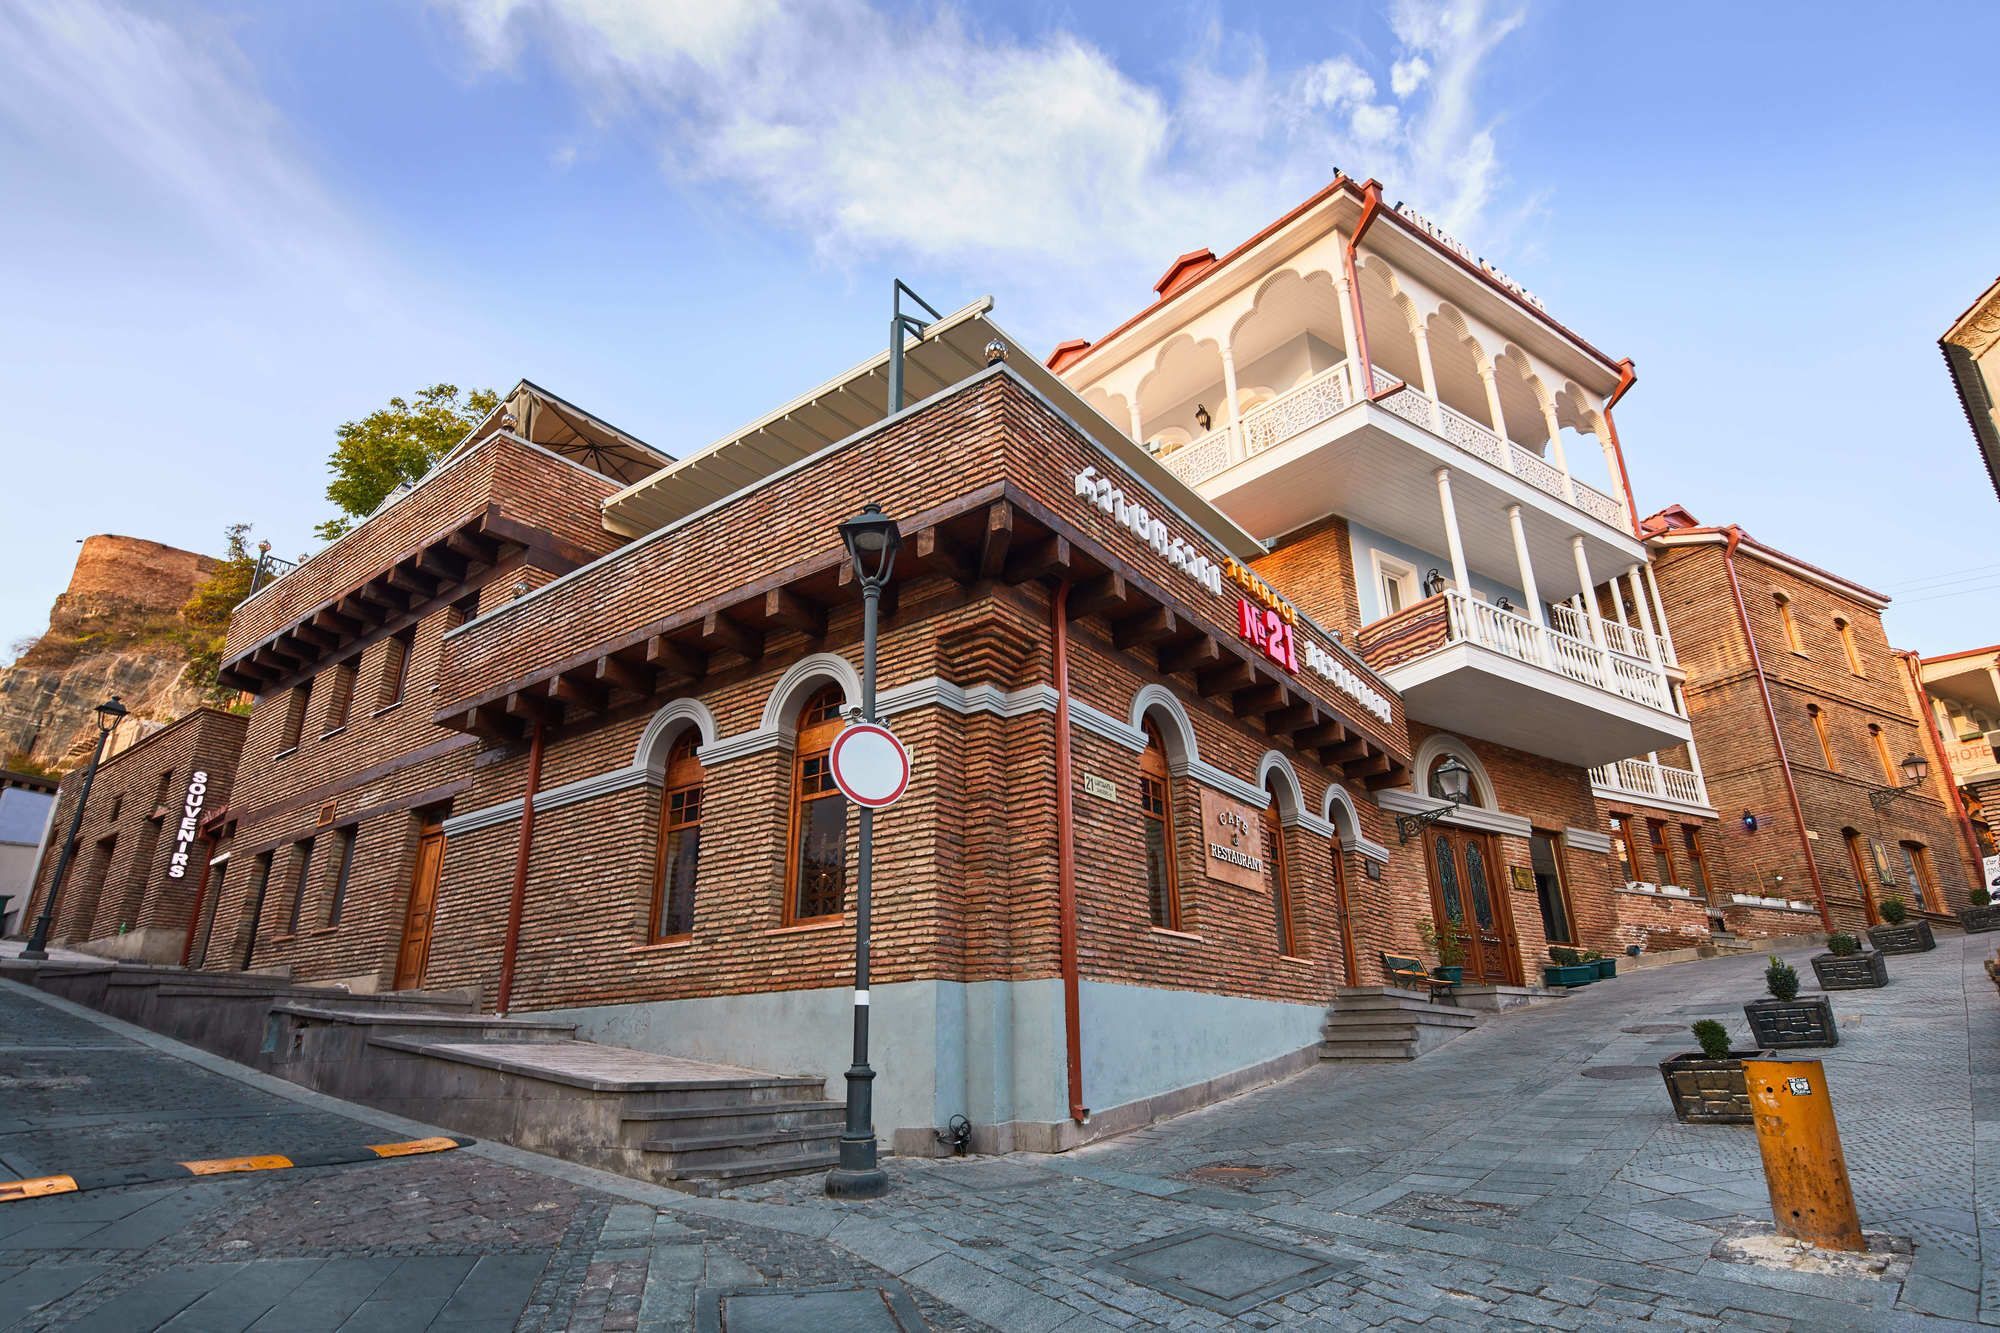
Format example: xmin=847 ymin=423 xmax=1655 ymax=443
xmin=1742 ymin=1058 xmax=1864 ymax=1252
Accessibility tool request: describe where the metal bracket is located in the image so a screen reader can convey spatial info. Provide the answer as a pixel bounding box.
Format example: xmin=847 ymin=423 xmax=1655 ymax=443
xmin=1395 ymin=799 xmax=1462 ymax=844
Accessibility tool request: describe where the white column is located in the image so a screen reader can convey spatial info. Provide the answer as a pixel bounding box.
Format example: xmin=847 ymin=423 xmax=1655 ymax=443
xmin=1479 ymin=365 xmax=1510 ymax=455
xmin=1333 ymin=252 xmax=1361 ymax=397
xmin=1505 ymin=504 xmax=1545 ymax=627
xmin=1540 ymin=400 xmax=1576 ymax=501
xmin=1220 ymin=345 xmax=1244 ymax=460
xmin=1128 ymin=401 xmax=1144 ymax=448
xmin=1412 ymin=322 xmax=1439 ymax=398
xmin=1642 ymin=560 xmax=1677 ymax=666
xmin=1626 ymin=565 xmax=1662 ymax=665
xmin=1570 ymin=537 xmax=1608 ymax=652
xmin=1434 ymin=467 xmax=1471 ymax=594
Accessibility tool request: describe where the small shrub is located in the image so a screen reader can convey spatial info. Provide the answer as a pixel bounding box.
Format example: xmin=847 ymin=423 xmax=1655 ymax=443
xmin=1972 ymin=886 xmax=1992 ymax=908
xmin=1548 ymin=946 xmax=1583 ymax=966
xmin=1879 ymin=896 xmax=1908 ymax=925
xmin=1691 ymin=1019 xmax=1732 ymax=1060
xmin=1765 ymin=956 xmax=1800 ymax=1001
xmin=1582 ymin=949 xmax=1603 ymax=962
xmin=1826 ymin=933 xmax=1860 ymax=957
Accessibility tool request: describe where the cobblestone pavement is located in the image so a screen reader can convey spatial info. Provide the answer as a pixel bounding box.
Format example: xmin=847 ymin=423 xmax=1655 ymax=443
xmin=4 ymin=934 xmax=1994 ymax=1329
xmin=736 ymin=934 xmax=2000 ymax=1330
xmin=0 ymin=984 xmax=984 ymax=1331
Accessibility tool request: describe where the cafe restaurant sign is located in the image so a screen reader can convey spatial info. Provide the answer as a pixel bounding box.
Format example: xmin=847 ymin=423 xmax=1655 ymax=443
xmin=1199 ymin=789 xmax=1266 ymax=889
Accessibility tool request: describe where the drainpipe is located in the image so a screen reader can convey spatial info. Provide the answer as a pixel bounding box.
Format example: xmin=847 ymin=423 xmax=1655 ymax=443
xmin=495 ymin=721 xmax=546 ymax=1015
xmin=1343 ymin=180 xmax=1384 ymax=398
xmin=1903 ymin=649 xmax=1986 ymax=895
xmin=1722 ymin=529 xmax=1834 ymax=932
xmin=178 ymin=843 xmax=214 ymax=968
xmin=1051 ymin=580 xmax=1088 ymax=1125
xmin=1603 ymin=360 xmax=1643 ymax=537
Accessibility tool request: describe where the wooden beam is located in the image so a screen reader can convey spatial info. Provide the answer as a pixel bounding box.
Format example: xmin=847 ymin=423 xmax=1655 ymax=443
xmin=1368 ymin=760 xmax=1411 ymax=791
xmin=977 ymin=502 xmax=1013 ymax=580
xmin=418 ymin=547 xmax=466 ymax=582
xmin=1266 ymin=703 xmax=1316 ymax=735
xmin=445 ymin=530 xmax=499 ymax=565
xmin=763 ymin=587 xmax=826 ymax=638
xmin=913 ymin=526 xmax=971 ymax=584
xmin=1323 ymin=738 xmax=1368 ymax=765
xmin=594 ymin=654 xmax=653 ymax=697
xmin=1111 ymin=605 xmax=1178 ymax=650
xmin=312 ymin=607 xmax=361 ymax=638
xmin=504 ymin=690 xmax=558 ymax=727
xmin=548 ymin=673 xmax=606 ymax=715
xmin=1068 ymin=572 xmax=1129 ymax=620
xmin=646 ymin=635 xmax=707 ymax=682
xmin=290 ymin=622 xmax=336 ymax=650
xmin=1233 ymin=682 xmax=1288 ymax=718
xmin=1197 ymin=658 xmax=1257 ymax=697
xmin=386 ymin=564 xmax=436 ymax=597
xmin=352 ymin=581 xmax=401 ymax=610
xmin=462 ymin=704 xmax=521 ymax=742
xmin=1158 ymin=634 xmax=1221 ymax=676
xmin=699 ymin=611 xmax=763 ymax=660
xmin=1296 ymin=719 xmax=1348 ymax=749
xmin=1005 ymin=534 xmax=1071 ymax=583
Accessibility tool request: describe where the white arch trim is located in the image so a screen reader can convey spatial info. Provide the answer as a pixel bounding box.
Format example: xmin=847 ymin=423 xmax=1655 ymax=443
xmin=1378 ymin=733 xmax=1533 ymax=838
xmin=758 ymin=651 xmax=863 ymax=732
xmin=1322 ymin=784 xmax=1391 ymax=863
xmin=634 ymin=698 xmax=720 ymax=774
xmin=1129 ymin=684 xmax=1199 ymax=767
xmin=1411 ymin=733 xmax=1497 ymax=810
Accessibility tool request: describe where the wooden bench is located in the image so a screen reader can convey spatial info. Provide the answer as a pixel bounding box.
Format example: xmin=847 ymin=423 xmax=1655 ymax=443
xmin=1381 ymin=953 xmax=1456 ymax=1003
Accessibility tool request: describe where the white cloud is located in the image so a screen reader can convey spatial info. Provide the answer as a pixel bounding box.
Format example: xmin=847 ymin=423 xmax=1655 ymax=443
xmin=437 ymin=1 xmax=1530 ymax=279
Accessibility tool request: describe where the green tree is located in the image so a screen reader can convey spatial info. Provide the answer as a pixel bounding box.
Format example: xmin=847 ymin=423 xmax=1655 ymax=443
xmin=178 ymin=523 xmax=257 ymax=707
xmin=316 ymin=383 xmax=498 ymax=541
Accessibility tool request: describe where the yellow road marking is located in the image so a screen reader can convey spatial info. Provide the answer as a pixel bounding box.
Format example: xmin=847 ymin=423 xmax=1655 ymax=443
xmin=182 ymin=1154 xmax=294 ymax=1176
xmin=367 ymin=1137 xmax=459 ymax=1158
xmin=0 ymin=1175 xmax=78 ymax=1202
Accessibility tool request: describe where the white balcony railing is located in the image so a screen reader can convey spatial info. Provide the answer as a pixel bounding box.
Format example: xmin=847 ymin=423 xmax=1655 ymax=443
xmin=1440 ymin=591 xmax=1675 ymax=713
xmin=1590 ymin=756 xmax=1710 ymax=809
xmin=1548 ymin=603 xmax=1672 ymax=666
xmin=1156 ymin=357 xmax=1633 ymax=535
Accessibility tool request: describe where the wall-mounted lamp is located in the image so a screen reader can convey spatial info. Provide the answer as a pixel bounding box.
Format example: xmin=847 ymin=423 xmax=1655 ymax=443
xmin=1868 ymin=753 xmax=1931 ymax=811
xmin=1423 ymin=568 xmax=1447 ymax=597
xmin=1741 ymin=810 xmax=1759 ymax=833
xmin=1396 ymin=755 xmax=1472 ymax=844
xmin=1194 ymin=403 xmax=1212 ymax=432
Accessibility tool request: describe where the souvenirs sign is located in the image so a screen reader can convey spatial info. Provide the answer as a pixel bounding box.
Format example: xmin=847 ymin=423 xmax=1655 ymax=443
xmin=166 ymin=771 xmax=209 ymax=879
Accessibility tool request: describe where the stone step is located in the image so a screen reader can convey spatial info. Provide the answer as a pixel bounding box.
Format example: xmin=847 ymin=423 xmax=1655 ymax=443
xmin=1319 ymin=1037 xmax=1421 ymax=1060
xmin=619 ymin=1078 xmax=831 ymax=1112
xmin=1328 ymin=992 xmax=1474 ymax=1017
xmin=1323 ymin=1006 xmax=1478 ymax=1031
xmin=660 ymin=1145 xmax=843 ymax=1190
xmin=619 ymin=1100 xmax=846 ymax=1141
xmin=1319 ymin=1021 xmax=1427 ymax=1043
xmin=643 ymin=1124 xmax=844 ymax=1167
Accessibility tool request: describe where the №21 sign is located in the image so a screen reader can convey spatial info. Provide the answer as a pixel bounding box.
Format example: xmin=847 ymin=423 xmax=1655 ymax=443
xmin=1237 ymin=600 xmax=1297 ymax=672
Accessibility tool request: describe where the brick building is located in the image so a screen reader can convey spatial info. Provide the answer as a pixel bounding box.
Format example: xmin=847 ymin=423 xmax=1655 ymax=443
xmin=1912 ymin=645 xmax=2000 ymax=867
xmin=19 ymin=707 xmax=245 ymax=961
xmin=1644 ymin=508 xmax=1979 ymax=932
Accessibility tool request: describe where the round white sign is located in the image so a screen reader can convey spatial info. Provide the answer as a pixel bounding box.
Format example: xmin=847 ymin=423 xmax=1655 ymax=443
xmin=828 ymin=722 xmax=911 ymax=808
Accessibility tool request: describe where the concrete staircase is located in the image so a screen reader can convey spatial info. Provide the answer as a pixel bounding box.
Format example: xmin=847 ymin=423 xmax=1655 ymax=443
xmin=619 ymin=1081 xmax=845 ymax=1192
xmin=1319 ymin=987 xmax=1480 ymax=1062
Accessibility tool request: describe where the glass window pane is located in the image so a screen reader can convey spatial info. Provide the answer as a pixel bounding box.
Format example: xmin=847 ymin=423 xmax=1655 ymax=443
xmin=1531 ymin=832 xmax=1570 ymax=943
xmin=661 ymin=824 xmax=699 ymax=935
xmin=1434 ymin=835 xmax=1464 ymax=923
xmin=1144 ymin=817 xmax=1172 ymax=927
xmin=1464 ymin=841 xmax=1495 ymax=930
xmin=795 ymin=795 xmax=846 ymax=918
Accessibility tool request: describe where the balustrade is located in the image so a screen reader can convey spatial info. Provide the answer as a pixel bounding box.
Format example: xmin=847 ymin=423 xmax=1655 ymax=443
xmin=1589 ymin=756 xmax=1710 ymax=807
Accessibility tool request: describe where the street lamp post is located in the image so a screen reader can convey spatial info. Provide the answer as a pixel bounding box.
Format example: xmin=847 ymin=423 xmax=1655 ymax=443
xmin=1868 ymin=752 xmax=1932 ymax=812
xmin=21 ymin=696 xmax=127 ymax=960
xmin=826 ymin=504 xmax=899 ymax=1200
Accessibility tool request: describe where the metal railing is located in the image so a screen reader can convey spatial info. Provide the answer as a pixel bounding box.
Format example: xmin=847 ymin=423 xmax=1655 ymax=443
xmin=1156 ymin=355 xmax=1635 ymax=536
xmin=1590 ymin=756 xmax=1709 ymax=807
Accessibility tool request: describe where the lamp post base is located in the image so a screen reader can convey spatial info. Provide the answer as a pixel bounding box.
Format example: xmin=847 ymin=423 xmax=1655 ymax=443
xmin=16 ymin=947 xmax=47 ymax=961
xmin=824 ymin=1159 xmax=889 ymax=1200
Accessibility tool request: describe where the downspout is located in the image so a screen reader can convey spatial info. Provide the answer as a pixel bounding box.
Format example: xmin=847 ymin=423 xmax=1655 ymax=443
xmin=1051 ymin=580 xmax=1088 ymax=1125
xmin=1903 ymin=649 xmax=1986 ymax=894
xmin=1602 ymin=359 xmax=1643 ymax=536
xmin=1343 ymin=180 xmax=1385 ymax=398
xmin=495 ymin=721 xmax=546 ymax=1015
xmin=178 ymin=841 xmax=213 ymax=968
xmin=1722 ymin=529 xmax=1834 ymax=931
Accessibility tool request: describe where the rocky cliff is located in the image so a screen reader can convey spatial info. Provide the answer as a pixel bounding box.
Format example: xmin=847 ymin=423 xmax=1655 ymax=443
xmin=0 ymin=536 xmax=217 ymax=772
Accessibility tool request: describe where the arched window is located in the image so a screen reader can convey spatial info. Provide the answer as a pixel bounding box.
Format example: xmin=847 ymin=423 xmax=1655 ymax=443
xmin=1139 ymin=721 xmax=1180 ymax=930
xmin=651 ymin=731 xmax=703 ymax=939
xmin=1807 ymin=704 xmax=1838 ymax=771
xmin=1869 ymin=724 xmax=1899 ymax=787
xmin=786 ymin=685 xmax=848 ymax=922
xmin=1835 ymin=617 xmax=1865 ymax=676
xmin=1773 ymin=593 xmax=1803 ymax=654
xmin=1263 ymin=782 xmax=1296 ymax=955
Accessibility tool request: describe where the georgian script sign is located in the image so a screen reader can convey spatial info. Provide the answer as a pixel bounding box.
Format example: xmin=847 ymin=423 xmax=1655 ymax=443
xmin=166 ymin=770 xmax=209 ymax=879
xmin=1198 ymin=789 xmax=1266 ymax=889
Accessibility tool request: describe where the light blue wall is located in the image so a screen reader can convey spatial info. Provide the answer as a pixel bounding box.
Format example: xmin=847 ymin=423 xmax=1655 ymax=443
xmin=1077 ymin=979 xmax=1325 ymax=1114
xmin=1347 ymin=519 xmax=1530 ymax=624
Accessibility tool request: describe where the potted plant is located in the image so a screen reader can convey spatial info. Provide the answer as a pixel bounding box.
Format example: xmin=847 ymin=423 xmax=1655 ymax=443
xmin=1812 ymin=932 xmax=1888 ymax=989
xmin=1659 ymin=1019 xmax=1768 ymax=1124
xmin=1959 ymin=885 xmax=2000 ymax=934
xmin=1743 ymin=955 xmax=1837 ymax=1048
xmin=1867 ymin=896 xmax=1935 ymax=954
xmin=1587 ymin=949 xmax=1617 ymax=980
xmin=1543 ymin=945 xmax=1597 ymax=988
xmin=1417 ymin=917 xmax=1466 ymax=984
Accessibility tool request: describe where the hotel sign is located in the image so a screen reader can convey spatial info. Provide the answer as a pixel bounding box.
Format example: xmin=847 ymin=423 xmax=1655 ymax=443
xmin=1074 ymin=466 xmax=1393 ymax=725
xmin=1199 ymin=789 xmax=1266 ymax=889
xmin=166 ymin=770 xmax=209 ymax=879
xmin=1394 ymin=204 xmax=1547 ymax=313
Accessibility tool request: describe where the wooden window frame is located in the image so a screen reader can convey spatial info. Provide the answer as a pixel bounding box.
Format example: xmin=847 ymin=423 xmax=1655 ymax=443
xmin=650 ymin=731 xmax=704 ymax=940
xmin=377 ymin=627 xmax=416 ymax=711
xmin=1774 ymin=592 xmax=1804 ymax=654
xmin=327 ymin=826 xmax=356 ymax=927
xmin=1263 ymin=786 xmax=1296 ymax=956
xmin=1140 ymin=722 xmax=1181 ymax=931
xmin=286 ymin=838 xmax=315 ymax=934
xmin=1647 ymin=818 xmax=1678 ymax=885
xmin=1842 ymin=828 xmax=1876 ymax=925
xmin=279 ymin=679 xmax=312 ymax=755
xmin=323 ymin=658 xmax=358 ymax=735
xmin=1835 ymin=617 xmax=1865 ymax=676
xmin=784 ymin=686 xmax=849 ymax=925
xmin=1608 ymin=812 xmax=1636 ymax=885
xmin=1869 ymin=724 xmax=1899 ymax=788
xmin=1808 ymin=703 xmax=1838 ymax=772
xmin=1900 ymin=841 xmax=1941 ymax=912
xmin=1529 ymin=828 xmax=1577 ymax=945
xmin=1680 ymin=826 xmax=1712 ymax=902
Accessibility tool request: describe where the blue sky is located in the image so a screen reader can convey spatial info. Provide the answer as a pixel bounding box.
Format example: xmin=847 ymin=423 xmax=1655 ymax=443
xmin=1 ymin=0 xmax=1995 ymax=662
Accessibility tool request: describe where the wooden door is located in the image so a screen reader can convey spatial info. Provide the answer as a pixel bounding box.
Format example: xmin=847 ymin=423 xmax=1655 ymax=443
xmin=1426 ymin=827 xmax=1521 ymax=985
xmin=394 ymin=823 xmax=446 ymax=991
xmin=1329 ymin=832 xmax=1359 ymax=986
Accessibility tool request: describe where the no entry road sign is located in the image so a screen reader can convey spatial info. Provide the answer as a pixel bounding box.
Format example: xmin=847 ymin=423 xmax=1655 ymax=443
xmin=829 ymin=722 xmax=911 ymax=808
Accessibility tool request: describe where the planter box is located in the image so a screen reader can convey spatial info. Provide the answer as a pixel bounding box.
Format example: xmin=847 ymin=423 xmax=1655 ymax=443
xmin=1743 ymin=996 xmax=1838 ymax=1048
xmin=1958 ymin=904 xmax=2000 ymax=934
xmin=1594 ymin=958 xmax=1617 ymax=979
xmin=1659 ymin=1051 xmax=1769 ymax=1124
xmin=1812 ymin=951 xmax=1889 ymax=990
xmin=1543 ymin=963 xmax=1597 ymax=987
xmin=1867 ymin=920 xmax=1935 ymax=954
